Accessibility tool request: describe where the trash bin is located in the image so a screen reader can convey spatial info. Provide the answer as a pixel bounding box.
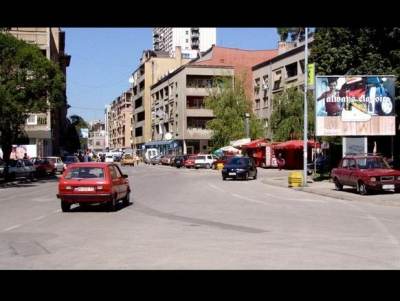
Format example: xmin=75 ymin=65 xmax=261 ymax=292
xmin=288 ymin=171 xmax=303 ymax=187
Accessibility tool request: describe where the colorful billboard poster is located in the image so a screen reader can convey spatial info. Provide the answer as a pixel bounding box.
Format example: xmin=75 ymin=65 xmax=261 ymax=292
xmin=315 ymin=75 xmax=396 ymax=136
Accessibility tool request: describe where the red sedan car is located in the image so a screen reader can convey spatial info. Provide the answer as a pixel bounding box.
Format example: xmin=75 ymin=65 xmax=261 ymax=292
xmin=331 ymin=155 xmax=400 ymax=195
xmin=184 ymin=155 xmax=197 ymax=168
xmin=57 ymin=162 xmax=130 ymax=212
xmin=32 ymin=158 xmax=54 ymax=176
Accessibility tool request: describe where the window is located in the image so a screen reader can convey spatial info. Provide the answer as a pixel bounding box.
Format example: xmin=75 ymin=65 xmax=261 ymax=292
xmin=135 ymin=127 xmax=143 ymax=137
xmin=109 ymin=166 xmax=118 ymax=179
xmin=342 ymin=159 xmax=349 ymax=168
xmin=137 ymin=111 xmax=145 ymax=122
xmin=186 ymin=31 xmax=189 ymax=35
xmin=255 ymin=99 xmax=261 ymax=110
xmin=135 ymin=97 xmax=143 ymax=109
xmin=349 ymin=160 xmax=356 ymax=169
xmin=186 ymin=39 xmax=189 ymax=43
xmin=65 ymin=167 xmax=105 ymax=179
xmin=285 ymin=62 xmax=298 ymax=78
xmin=26 ymin=115 xmax=37 ymax=125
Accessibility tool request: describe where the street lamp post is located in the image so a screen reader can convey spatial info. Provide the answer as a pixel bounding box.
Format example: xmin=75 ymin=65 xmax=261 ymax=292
xmin=245 ymin=113 xmax=250 ymax=138
xmin=303 ymin=28 xmax=308 ymax=187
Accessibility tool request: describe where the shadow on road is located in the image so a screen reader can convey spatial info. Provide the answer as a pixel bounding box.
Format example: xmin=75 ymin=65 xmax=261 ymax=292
xmin=0 ymin=175 xmax=59 ymax=189
xmin=68 ymin=201 xmax=133 ymax=213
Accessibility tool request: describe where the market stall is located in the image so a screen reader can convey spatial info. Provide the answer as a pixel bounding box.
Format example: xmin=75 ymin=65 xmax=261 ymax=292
xmin=273 ymin=140 xmax=320 ymax=169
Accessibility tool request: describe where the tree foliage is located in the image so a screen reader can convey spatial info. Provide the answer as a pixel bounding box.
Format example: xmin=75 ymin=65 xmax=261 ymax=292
xmin=277 ymin=28 xmax=305 ymax=42
xmin=0 ymin=32 xmax=66 ymax=161
xmin=269 ymin=87 xmax=314 ymax=142
xmin=204 ymin=77 xmax=264 ymax=150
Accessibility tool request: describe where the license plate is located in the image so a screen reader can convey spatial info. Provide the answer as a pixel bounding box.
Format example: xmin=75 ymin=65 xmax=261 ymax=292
xmin=228 ymin=172 xmax=236 ymax=176
xmin=382 ymin=184 xmax=395 ymax=190
xmin=75 ymin=187 xmax=95 ymax=192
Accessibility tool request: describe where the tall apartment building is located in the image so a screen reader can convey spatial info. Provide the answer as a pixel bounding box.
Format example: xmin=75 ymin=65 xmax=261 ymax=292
xmin=88 ymin=120 xmax=106 ymax=152
xmin=251 ymin=37 xmax=314 ymax=139
xmin=131 ymin=47 xmax=190 ymax=151
xmin=8 ymin=27 xmax=71 ymax=157
xmin=104 ymin=105 xmax=111 ymax=150
xmin=153 ymin=28 xmax=216 ymax=59
xmin=108 ymin=90 xmax=133 ymax=150
xmin=148 ymin=46 xmax=278 ymax=155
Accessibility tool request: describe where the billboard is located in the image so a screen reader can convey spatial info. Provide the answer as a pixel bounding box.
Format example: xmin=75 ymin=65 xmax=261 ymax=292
xmin=315 ymin=75 xmax=396 ymax=136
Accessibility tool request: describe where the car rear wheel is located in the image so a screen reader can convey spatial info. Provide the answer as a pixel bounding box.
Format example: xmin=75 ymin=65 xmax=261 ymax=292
xmin=123 ymin=192 xmax=130 ymax=206
xmin=244 ymin=172 xmax=249 ymax=181
xmin=358 ymin=181 xmax=368 ymax=195
xmin=61 ymin=201 xmax=71 ymax=212
xmin=334 ymin=178 xmax=343 ymax=191
xmin=108 ymin=197 xmax=117 ymax=212
xmin=253 ymin=171 xmax=257 ymax=180
xmin=206 ymin=163 xmax=211 ymax=169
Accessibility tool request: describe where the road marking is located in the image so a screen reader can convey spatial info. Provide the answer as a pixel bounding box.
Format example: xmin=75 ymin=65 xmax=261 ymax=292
xmin=33 ymin=215 xmax=46 ymax=221
xmin=208 ymin=183 xmax=225 ymax=193
xmin=3 ymin=224 xmax=22 ymax=232
xmin=230 ymin=193 xmax=267 ymax=205
xmin=53 ymin=209 xmax=61 ymax=213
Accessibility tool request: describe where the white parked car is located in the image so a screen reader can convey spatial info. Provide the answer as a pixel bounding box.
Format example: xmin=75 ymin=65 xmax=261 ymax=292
xmin=195 ymin=154 xmax=217 ymax=169
xmin=144 ymin=148 xmax=159 ymax=164
xmin=105 ymin=154 xmax=114 ymax=163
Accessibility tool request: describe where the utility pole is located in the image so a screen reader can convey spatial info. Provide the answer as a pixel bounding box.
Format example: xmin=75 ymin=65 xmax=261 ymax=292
xmin=303 ymin=28 xmax=308 ymax=187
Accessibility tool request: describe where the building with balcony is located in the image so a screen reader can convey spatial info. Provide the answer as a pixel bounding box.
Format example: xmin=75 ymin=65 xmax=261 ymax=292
xmin=107 ymin=90 xmax=133 ymax=150
xmin=8 ymin=27 xmax=71 ymax=157
xmin=131 ymin=47 xmax=191 ymax=152
xmin=153 ymin=28 xmax=216 ymax=59
xmin=251 ymin=36 xmax=314 ymax=139
xmin=150 ymin=64 xmax=234 ymax=155
xmin=88 ymin=120 xmax=106 ymax=152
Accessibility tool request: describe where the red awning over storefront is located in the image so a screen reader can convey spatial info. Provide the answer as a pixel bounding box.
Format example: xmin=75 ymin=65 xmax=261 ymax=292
xmin=274 ymin=140 xmax=320 ymax=150
xmin=241 ymin=139 xmax=269 ymax=149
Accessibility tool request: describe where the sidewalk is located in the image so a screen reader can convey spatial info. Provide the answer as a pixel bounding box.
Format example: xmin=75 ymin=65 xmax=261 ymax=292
xmin=258 ymin=168 xmax=400 ymax=207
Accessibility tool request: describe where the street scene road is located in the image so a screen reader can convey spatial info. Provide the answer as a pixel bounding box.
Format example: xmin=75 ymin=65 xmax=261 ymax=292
xmin=1 ymin=164 xmax=400 ymax=269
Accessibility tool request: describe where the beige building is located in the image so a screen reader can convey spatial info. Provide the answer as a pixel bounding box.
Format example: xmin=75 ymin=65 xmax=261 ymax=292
xmin=108 ymin=90 xmax=133 ymax=150
xmin=8 ymin=27 xmax=71 ymax=157
xmin=88 ymin=120 xmax=106 ymax=152
xmin=252 ymin=37 xmax=314 ymax=139
xmin=131 ymin=47 xmax=190 ymax=151
xmin=150 ymin=64 xmax=234 ymax=155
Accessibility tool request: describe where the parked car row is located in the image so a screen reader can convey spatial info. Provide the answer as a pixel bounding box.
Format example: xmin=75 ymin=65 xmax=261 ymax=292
xmin=0 ymin=156 xmax=67 ymax=183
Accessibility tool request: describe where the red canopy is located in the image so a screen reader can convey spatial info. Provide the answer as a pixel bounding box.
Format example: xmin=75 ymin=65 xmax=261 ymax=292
xmin=273 ymin=140 xmax=320 ymax=150
xmin=241 ymin=139 xmax=269 ymax=149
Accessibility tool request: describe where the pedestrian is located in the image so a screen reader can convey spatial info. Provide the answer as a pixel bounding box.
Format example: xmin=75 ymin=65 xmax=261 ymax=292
xmin=83 ymin=152 xmax=89 ymax=162
xmin=23 ymin=153 xmax=28 ymax=160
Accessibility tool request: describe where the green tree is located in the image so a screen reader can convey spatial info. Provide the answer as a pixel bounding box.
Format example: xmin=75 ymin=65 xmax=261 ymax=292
xmin=70 ymin=115 xmax=89 ymax=151
xmin=204 ymin=77 xmax=264 ymax=150
xmin=269 ymin=87 xmax=314 ymax=142
xmin=0 ymin=32 xmax=65 ymax=162
xmin=277 ymin=28 xmax=306 ymax=42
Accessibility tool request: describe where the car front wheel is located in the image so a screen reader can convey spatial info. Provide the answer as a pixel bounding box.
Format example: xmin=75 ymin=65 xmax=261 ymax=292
xmin=253 ymin=172 xmax=257 ymax=180
xmin=206 ymin=163 xmax=211 ymax=169
xmin=358 ymin=181 xmax=368 ymax=195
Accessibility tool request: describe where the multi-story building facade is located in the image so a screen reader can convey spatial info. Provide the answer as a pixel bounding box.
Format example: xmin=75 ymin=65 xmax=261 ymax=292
xmin=252 ymin=37 xmax=314 ymax=139
xmin=153 ymin=28 xmax=216 ymax=59
xmin=108 ymin=90 xmax=133 ymax=150
xmin=8 ymin=27 xmax=71 ymax=157
xmin=104 ymin=105 xmax=111 ymax=150
xmin=150 ymin=64 xmax=234 ymax=155
xmin=88 ymin=120 xmax=106 ymax=152
xmin=148 ymin=45 xmax=279 ymax=155
xmin=131 ymin=47 xmax=190 ymax=152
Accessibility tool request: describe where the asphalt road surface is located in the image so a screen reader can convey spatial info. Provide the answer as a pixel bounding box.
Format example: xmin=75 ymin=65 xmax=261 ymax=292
xmin=1 ymin=164 xmax=400 ymax=269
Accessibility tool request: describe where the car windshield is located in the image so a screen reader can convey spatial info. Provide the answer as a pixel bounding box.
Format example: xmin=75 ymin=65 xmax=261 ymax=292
xmin=65 ymin=167 xmax=105 ymax=179
xmin=197 ymin=156 xmax=205 ymax=160
xmin=227 ymin=157 xmax=248 ymax=166
xmin=357 ymin=157 xmax=390 ymax=169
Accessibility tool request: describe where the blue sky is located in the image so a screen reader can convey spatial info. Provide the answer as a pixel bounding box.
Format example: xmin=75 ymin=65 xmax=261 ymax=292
xmin=65 ymin=28 xmax=279 ymax=121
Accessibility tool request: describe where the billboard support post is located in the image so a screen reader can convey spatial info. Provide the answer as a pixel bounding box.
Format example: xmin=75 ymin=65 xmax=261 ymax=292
xmin=303 ymin=28 xmax=308 ymax=187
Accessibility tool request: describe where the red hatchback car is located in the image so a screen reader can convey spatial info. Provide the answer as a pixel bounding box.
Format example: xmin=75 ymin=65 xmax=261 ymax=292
xmin=184 ymin=155 xmax=197 ymax=168
xmin=331 ymin=155 xmax=400 ymax=195
xmin=57 ymin=162 xmax=130 ymax=212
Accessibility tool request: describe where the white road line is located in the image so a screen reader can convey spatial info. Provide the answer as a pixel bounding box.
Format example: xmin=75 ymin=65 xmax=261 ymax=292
xmin=3 ymin=224 xmax=22 ymax=232
xmin=53 ymin=209 xmax=61 ymax=213
xmin=33 ymin=215 xmax=46 ymax=221
xmin=230 ymin=193 xmax=267 ymax=205
xmin=208 ymin=183 xmax=226 ymax=193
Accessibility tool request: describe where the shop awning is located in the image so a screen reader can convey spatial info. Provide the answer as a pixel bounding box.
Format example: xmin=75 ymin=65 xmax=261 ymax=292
xmin=241 ymin=139 xmax=269 ymax=149
xmin=274 ymin=140 xmax=320 ymax=150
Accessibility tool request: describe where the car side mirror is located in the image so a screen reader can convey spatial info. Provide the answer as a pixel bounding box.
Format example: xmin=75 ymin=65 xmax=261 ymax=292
xmin=123 ymin=174 xmax=128 ymax=178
